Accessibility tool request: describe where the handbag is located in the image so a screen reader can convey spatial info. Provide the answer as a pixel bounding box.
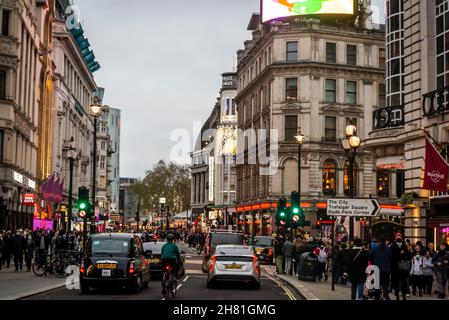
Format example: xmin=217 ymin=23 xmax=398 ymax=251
xmin=397 ymin=260 xmax=410 ymax=272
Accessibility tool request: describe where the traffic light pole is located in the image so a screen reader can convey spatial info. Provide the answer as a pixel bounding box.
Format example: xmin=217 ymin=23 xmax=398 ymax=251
xmin=68 ymin=156 xmax=74 ymax=232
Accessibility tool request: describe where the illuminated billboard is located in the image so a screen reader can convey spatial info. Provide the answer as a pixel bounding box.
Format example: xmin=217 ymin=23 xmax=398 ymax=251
xmin=262 ymin=0 xmax=355 ymax=22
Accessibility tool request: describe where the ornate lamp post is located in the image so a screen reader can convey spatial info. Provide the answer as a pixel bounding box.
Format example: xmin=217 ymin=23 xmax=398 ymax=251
xmin=67 ymin=137 xmax=77 ymax=232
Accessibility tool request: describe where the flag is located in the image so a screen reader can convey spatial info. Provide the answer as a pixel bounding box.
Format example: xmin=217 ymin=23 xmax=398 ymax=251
xmin=423 ymin=138 xmax=449 ymax=193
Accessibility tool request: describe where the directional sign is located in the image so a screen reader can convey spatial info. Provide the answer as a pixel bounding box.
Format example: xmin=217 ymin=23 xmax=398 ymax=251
xmin=159 ymin=198 xmax=166 ymax=204
xmin=327 ymin=199 xmax=381 ymax=217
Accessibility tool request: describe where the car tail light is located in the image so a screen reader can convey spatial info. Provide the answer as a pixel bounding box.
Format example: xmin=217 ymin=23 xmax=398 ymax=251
xmin=253 ymin=256 xmax=260 ymax=274
xmin=129 ymin=262 xmax=135 ymax=274
xmin=80 ymin=263 xmax=85 ymax=274
xmin=268 ymin=248 xmax=273 ymax=256
xmin=209 ymin=256 xmax=217 ymax=273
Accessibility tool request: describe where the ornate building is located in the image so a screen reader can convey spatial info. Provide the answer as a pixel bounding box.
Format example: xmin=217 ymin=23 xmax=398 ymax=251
xmin=234 ymin=12 xmax=385 ymax=238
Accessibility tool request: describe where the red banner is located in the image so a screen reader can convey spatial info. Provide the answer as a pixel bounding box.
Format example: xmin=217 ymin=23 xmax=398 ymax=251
xmin=423 ymin=139 xmax=449 ymax=193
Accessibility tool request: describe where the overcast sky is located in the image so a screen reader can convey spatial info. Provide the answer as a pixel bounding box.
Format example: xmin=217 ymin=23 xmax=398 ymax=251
xmin=75 ymin=0 xmax=385 ymax=179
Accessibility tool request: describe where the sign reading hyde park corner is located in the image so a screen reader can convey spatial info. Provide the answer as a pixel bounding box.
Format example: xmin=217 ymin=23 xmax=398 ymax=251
xmin=327 ymin=199 xmax=381 ymax=217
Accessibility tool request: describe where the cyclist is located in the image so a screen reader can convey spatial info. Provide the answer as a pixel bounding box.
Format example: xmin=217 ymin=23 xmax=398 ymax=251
xmin=161 ymin=233 xmax=182 ymax=281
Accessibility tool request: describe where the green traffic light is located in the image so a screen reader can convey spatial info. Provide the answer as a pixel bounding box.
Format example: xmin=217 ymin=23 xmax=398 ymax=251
xmin=292 ymin=207 xmax=299 ymax=214
xmin=280 ymin=211 xmax=286 ymax=218
xmin=79 ymin=202 xmax=87 ymax=210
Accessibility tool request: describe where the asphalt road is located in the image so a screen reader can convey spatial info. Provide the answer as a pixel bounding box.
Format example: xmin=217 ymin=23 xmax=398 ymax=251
xmin=23 ymin=243 xmax=301 ymax=301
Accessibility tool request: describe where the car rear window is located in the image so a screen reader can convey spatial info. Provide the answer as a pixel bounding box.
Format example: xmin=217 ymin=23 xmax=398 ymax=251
xmin=210 ymin=233 xmax=244 ymax=246
xmin=143 ymin=243 xmax=164 ymax=254
xmin=254 ymin=237 xmax=272 ymax=247
xmin=91 ymin=238 xmax=129 ymax=256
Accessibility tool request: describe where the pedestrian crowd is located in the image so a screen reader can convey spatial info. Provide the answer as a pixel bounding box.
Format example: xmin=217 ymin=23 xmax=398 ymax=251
xmin=0 ymin=228 xmax=82 ymax=273
xmin=273 ymin=232 xmax=449 ymax=300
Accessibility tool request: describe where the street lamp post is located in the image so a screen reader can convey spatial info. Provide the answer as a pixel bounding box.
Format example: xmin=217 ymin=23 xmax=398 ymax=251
xmin=342 ymin=123 xmax=361 ymax=242
xmin=294 ymin=130 xmax=305 ymax=238
xmin=67 ymin=137 xmax=77 ymax=232
xmin=89 ymin=98 xmax=103 ymax=239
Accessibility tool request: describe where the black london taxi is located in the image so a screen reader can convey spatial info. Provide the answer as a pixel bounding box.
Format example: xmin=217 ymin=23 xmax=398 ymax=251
xmin=79 ymin=233 xmax=151 ymax=294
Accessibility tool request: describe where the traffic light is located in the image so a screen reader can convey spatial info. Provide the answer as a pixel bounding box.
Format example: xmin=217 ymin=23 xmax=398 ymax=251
xmin=276 ymin=197 xmax=288 ymax=226
xmin=291 ymin=191 xmax=304 ymax=228
xmin=78 ymin=187 xmax=92 ymax=218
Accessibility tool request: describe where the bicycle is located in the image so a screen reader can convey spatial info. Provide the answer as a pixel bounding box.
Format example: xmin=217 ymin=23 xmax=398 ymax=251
xmin=161 ymin=263 xmax=178 ymax=299
xmin=32 ymin=250 xmax=79 ymax=278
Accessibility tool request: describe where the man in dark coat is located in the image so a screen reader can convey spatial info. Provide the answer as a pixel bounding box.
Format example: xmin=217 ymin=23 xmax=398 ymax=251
xmin=12 ymin=230 xmax=25 ymax=271
xmin=3 ymin=231 xmax=13 ymax=268
xmin=389 ymin=233 xmax=410 ymax=298
xmin=344 ymin=239 xmax=370 ymax=300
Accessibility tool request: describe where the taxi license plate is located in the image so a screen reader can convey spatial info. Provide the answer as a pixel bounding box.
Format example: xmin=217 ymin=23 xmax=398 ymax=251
xmin=149 ymin=259 xmax=160 ymax=264
xmin=102 ymin=270 xmax=112 ymax=277
xmin=226 ymin=264 xmax=242 ymax=270
xmin=97 ymin=263 xmax=117 ymax=269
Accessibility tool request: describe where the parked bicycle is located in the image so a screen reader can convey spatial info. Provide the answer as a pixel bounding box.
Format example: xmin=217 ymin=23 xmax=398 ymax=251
xmin=32 ymin=250 xmax=80 ymax=278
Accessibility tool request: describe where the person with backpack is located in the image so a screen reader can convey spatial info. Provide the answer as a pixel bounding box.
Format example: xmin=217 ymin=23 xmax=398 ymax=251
xmin=314 ymin=242 xmax=328 ymax=281
xmin=396 ymin=250 xmax=412 ymax=300
xmin=343 ymin=239 xmax=370 ymax=300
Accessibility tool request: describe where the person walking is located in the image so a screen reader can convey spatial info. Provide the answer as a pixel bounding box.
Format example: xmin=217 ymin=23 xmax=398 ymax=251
xmin=390 ymin=233 xmax=409 ymax=298
xmin=23 ymin=231 xmax=35 ymax=272
xmin=396 ymin=251 xmax=411 ymax=300
xmin=344 ymin=239 xmax=369 ymax=301
xmin=421 ymin=250 xmax=434 ymax=296
xmin=314 ymin=242 xmax=328 ymax=282
xmin=282 ymin=236 xmax=294 ymax=276
xmin=410 ymin=248 xmax=425 ymax=296
xmin=0 ymin=230 xmax=4 ymax=270
xmin=3 ymin=231 xmax=13 ymax=269
xmin=12 ymin=229 xmax=25 ymax=271
xmin=370 ymin=236 xmax=392 ymax=300
xmin=433 ymin=244 xmax=449 ymax=299
xmin=274 ymin=236 xmax=284 ymax=275
xmin=292 ymin=238 xmax=305 ymax=276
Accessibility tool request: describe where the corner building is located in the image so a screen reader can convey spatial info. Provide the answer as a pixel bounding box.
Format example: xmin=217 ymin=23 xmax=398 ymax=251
xmin=235 ymin=13 xmax=385 ymax=238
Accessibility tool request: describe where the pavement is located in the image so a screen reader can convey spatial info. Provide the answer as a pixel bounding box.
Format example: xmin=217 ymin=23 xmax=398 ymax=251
xmin=262 ymin=265 xmax=448 ymax=301
xmin=0 ymin=266 xmax=66 ymax=300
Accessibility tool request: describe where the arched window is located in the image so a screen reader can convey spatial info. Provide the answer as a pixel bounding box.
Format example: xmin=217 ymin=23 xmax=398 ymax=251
xmin=344 ymin=162 xmax=358 ymax=197
xmin=323 ymin=160 xmax=337 ymax=196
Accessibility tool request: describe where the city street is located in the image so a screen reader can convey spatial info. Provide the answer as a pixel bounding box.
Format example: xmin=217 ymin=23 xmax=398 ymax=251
xmin=23 ymin=243 xmax=300 ymax=301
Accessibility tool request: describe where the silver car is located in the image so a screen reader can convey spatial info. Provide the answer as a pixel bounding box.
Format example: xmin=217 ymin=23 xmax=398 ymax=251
xmin=206 ymin=245 xmax=261 ymax=289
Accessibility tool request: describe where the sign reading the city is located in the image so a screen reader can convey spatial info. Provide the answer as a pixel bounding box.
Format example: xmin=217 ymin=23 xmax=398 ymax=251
xmin=262 ymin=0 xmax=354 ymax=22
xmin=327 ymin=199 xmax=381 ymax=217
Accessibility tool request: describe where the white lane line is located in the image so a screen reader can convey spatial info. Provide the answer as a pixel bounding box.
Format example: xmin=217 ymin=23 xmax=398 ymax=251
xmin=183 ymin=276 xmax=190 ymax=282
xmin=176 ymin=284 xmax=183 ymax=291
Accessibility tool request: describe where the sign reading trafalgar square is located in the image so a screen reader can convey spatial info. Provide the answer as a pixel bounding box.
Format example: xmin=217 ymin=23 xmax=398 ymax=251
xmin=327 ymin=199 xmax=381 ymax=217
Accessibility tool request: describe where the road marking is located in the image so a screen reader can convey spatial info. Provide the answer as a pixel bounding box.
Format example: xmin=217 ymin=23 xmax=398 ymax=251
xmin=176 ymin=283 xmax=183 ymax=291
xmin=264 ymin=271 xmax=296 ymax=300
xmin=185 ymin=269 xmax=204 ymax=274
xmin=183 ymin=276 xmax=190 ymax=282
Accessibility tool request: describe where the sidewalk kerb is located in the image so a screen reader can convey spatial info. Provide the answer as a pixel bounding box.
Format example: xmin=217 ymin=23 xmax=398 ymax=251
xmin=1 ymin=283 xmax=66 ymax=300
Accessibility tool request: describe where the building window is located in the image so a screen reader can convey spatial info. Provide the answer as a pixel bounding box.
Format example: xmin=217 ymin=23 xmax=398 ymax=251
xmin=325 ymin=79 xmax=337 ymax=103
xmin=226 ymin=98 xmax=230 ymax=115
xmin=231 ymin=98 xmax=236 ymax=115
xmin=323 ymin=160 xmax=337 ymax=196
xmin=377 ymin=170 xmax=390 ymax=197
xmin=284 ymin=115 xmax=298 ymax=142
xmin=0 ymin=130 xmax=3 ymax=163
xmin=324 ymin=116 xmax=337 ymax=142
xmin=286 ymin=78 xmax=298 ymax=101
xmin=379 ymin=83 xmax=386 ymax=107
xmin=100 ymin=156 xmax=105 ymax=169
xmin=286 ymin=41 xmax=298 ymax=62
xmin=397 ymin=170 xmax=405 ymax=197
xmin=326 ymin=42 xmax=337 ymax=63
xmin=0 ymin=70 xmax=5 ymax=100
xmin=344 ymin=162 xmax=358 ymax=197
xmin=436 ymin=0 xmax=449 ymax=88
xmin=101 ymin=141 xmax=106 ymax=150
xmin=100 ymin=176 xmax=106 ymax=189
xmin=379 ymin=48 xmax=386 ymax=69
xmin=347 ymin=45 xmax=357 ymax=65
xmin=2 ymin=10 xmax=10 ymax=36
xmin=346 ymin=81 xmax=357 ymax=104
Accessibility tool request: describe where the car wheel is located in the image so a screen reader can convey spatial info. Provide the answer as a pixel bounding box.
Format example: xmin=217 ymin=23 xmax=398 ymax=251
xmin=142 ymin=278 xmax=149 ymax=289
xmin=128 ymin=276 xmax=141 ymax=294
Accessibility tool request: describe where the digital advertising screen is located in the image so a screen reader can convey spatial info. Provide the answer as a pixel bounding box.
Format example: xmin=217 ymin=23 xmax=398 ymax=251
xmin=262 ymin=0 xmax=355 ymax=22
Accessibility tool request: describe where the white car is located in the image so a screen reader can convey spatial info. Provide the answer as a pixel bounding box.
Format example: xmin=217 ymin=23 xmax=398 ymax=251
xmin=206 ymin=245 xmax=261 ymax=289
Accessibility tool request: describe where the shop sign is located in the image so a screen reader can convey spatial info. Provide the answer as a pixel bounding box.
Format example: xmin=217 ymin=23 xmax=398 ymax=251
xmin=13 ymin=171 xmax=23 ymax=184
xmin=376 ymin=156 xmax=406 ymax=170
xmin=28 ymin=179 xmax=36 ymax=189
xmin=22 ymin=194 xmax=35 ymax=206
